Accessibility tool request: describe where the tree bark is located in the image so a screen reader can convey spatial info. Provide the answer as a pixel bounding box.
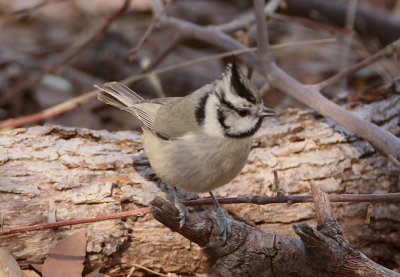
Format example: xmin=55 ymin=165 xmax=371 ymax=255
xmin=0 ymin=95 xmax=399 ymax=275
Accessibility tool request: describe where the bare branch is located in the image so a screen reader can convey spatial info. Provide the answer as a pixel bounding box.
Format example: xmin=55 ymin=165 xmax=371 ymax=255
xmin=269 ymin=13 xmax=350 ymax=34
xmin=338 ymin=0 xmax=358 ymax=91
xmin=266 ymin=63 xmax=400 ymax=163
xmin=215 ymin=0 xmax=280 ymax=33
xmin=157 ymin=9 xmax=400 ymax=162
xmin=2 ymin=192 xmax=399 ymax=236
xmin=310 ymin=181 xmax=332 ymax=224
xmin=153 ymin=196 xmax=400 ymax=276
xmin=0 ymin=0 xmax=67 ymax=16
xmin=141 ymin=33 xmax=183 ymax=73
xmin=1 ymin=39 xmax=334 ymax=130
xmin=0 ymin=90 xmax=97 ymax=130
xmin=253 ymin=0 xmax=270 ymax=59
xmin=314 ymin=38 xmax=400 ymax=90
xmin=0 ymin=207 xmax=150 ymax=236
xmin=0 ymin=0 xmax=131 ymax=106
xmin=215 ymin=0 xmax=347 ymax=35
xmin=129 ymin=0 xmax=172 ymax=61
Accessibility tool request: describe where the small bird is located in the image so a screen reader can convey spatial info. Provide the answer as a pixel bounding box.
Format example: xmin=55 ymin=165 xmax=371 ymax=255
xmin=95 ymin=58 xmax=275 ymax=243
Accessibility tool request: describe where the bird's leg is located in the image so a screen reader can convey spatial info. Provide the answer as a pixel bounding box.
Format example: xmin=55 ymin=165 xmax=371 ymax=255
xmin=209 ymin=191 xmax=231 ymax=244
xmin=173 ymin=186 xmax=187 ymax=228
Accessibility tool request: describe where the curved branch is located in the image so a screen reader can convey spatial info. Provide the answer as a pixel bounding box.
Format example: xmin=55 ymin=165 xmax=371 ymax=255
xmin=154 ymin=1 xmax=400 ymax=163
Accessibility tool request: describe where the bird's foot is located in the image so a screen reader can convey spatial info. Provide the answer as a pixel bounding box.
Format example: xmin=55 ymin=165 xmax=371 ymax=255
xmin=174 ymin=197 xmax=188 ymax=228
xmin=215 ymin=206 xmax=231 ymax=244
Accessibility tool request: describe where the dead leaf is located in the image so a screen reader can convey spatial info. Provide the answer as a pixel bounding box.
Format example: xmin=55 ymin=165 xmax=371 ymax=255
xmin=42 ymin=231 xmax=87 ymax=277
xmin=0 ymin=247 xmax=24 ymax=277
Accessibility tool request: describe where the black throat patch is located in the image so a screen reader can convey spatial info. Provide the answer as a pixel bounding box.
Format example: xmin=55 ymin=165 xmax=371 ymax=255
xmin=195 ymin=92 xmax=210 ymax=125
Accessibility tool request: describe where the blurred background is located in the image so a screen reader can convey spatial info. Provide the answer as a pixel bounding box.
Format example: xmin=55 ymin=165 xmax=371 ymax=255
xmin=0 ymin=0 xmax=399 ymax=131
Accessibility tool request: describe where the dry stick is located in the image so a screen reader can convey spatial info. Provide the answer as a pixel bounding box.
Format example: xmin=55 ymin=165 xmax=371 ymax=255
xmin=0 ymin=91 xmax=97 ymax=130
xmin=1 ymin=193 xmax=400 ymax=236
xmin=254 ymin=0 xmax=400 ymax=163
xmin=255 ymin=1 xmax=400 ymax=163
xmin=0 ymin=207 xmax=151 ymax=236
xmin=0 ymin=0 xmax=67 ymax=16
xmin=254 ymin=0 xmax=270 ymax=59
xmin=273 ymin=170 xmax=284 ymax=197
xmin=269 ymin=13 xmax=350 ymax=34
xmin=313 ymin=38 xmax=400 ymax=91
xmin=131 ymin=264 xmax=169 ymax=277
xmin=307 ymin=183 xmax=399 ymax=277
xmin=215 ymin=0 xmax=347 ymax=34
xmin=215 ymin=0 xmax=280 ymax=33
xmin=157 ymin=2 xmax=400 ymax=163
xmin=0 ymin=0 xmax=131 ymax=106
xmin=141 ymin=32 xmax=183 ymax=74
xmin=310 ymin=180 xmax=332 ymax=223
xmin=128 ymin=0 xmax=172 ymax=61
xmin=338 ymin=0 xmax=358 ymax=91
xmin=0 ymin=39 xmax=334 ymax=130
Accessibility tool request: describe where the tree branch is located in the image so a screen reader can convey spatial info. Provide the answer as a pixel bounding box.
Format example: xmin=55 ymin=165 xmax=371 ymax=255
xmin=0 ymin=0 xmax=131 ymax=106
xmin=155 ymin=3 xmax=400 ymax=163
xmin=314 ymin=38 xmax=400 ymax=90
xmin=152 ymin=195 xmax=400 ymax=276
xmin=0 ymin=39 xmax=333 ymax=130
xmin=292 ymin=181 xmax=400 ymax=277
xmin=0 ymin=0 xmax=67 ymax=16
xmin=2 ymin=192 xmax=399 ymax=236
xmin=129 ymin=0 xmax=172 ymax=61
xmin=253 ymin=0 xmax=270 ymax=60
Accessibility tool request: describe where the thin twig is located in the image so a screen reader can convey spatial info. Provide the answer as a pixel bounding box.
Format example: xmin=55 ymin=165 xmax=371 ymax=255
xmin=129 ymin=0 xmax=172 ymax=61
xmin=269 ymin=13 xmax=350 ymax=34
xmin=141 ymin=32 xmax=183 ymax=73
xmin=313 ymin=38 xmax=400 ymax=91
xmin=0 ymin=0 xmax=67 ymax=16
xmin=0 ymin=0 xmax=131 ymax=106
xmin=273 ymin=170 xmax=284 ymax=197
xmin=365 ymin=203 xmax=374 ymax=224
xmin=254 ymin=0 xmax=270 ymax=59
xmin=215 ymin=0 xmax=348 ymax=35
xmin=158 ymin=6 xmax=400 ymax=163
xmin=0 ymin=91 xmax=97 ymax=130
xmin=310 ymin=181 xmax=332 ymax=223
xmin=0 ymin=39 xmax=334 ymax=130
xmin=215 ymin=0 xmax=280 ymax=33
xmin=1 ymin=193 xmax=400 ymax=236
xmin=132 ymin=263 xmax=169 ymax=277
xmin=0 ymin=207 xmax=151 ymax=236
xmin=339 ymin=0 xmax=358 ymax=91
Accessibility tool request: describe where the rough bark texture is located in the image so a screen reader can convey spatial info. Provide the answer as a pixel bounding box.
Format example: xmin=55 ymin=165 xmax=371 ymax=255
xmin=0 ymin=95 xmax=399 ymax=275
xmin=151 ymin=195 xmax=400 ymax=277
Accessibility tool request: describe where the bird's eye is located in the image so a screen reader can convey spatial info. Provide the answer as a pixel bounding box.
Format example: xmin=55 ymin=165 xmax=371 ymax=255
xmin=237 ymin=109 xmax=250 ymax=117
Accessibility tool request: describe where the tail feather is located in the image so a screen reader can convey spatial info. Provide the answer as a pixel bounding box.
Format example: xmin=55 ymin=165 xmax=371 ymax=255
xmin=95 ymin=82 xmax=144 ymax=110
xmin=97 ymin=93 xmax=129 ymax=111
xmin=95 ymin=81 xmax=160 ymax=131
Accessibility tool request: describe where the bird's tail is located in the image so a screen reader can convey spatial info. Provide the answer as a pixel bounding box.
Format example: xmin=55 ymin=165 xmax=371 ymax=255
xmin=95 ymin=82 xmax=144 ymax=111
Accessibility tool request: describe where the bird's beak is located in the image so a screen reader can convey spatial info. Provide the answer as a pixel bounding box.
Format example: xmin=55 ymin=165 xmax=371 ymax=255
xmin=260 ymin=106 xmax=276 ymax=117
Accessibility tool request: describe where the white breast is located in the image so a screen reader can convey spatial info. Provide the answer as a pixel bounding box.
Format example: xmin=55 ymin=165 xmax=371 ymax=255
xmin=142 ymin=129 xmax=252 ymax=193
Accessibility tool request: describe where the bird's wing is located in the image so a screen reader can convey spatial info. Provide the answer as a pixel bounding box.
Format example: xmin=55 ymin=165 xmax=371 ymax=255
xmin=152 ymin=88 xmax=208 ymax=139
xmin=96 ymin=82 xmax=176 ymax=131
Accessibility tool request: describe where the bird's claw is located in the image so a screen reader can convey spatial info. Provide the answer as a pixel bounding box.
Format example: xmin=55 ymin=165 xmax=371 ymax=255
xmin=174 ymin=198 xmax=187 ymax=228
xmin=216 ymin=206 xmax=231 ymax=244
